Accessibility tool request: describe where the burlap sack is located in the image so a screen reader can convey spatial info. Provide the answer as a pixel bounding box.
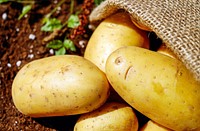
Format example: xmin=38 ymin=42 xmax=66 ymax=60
xmin=89 ymin=0 xmax=200 ymax=82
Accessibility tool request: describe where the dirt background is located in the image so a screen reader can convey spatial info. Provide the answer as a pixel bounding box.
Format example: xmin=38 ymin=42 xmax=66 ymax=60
xmin=0 ymin=0 xmax=162 ymax=130
xmin=0 ymin=0 xmax=95 ymax=130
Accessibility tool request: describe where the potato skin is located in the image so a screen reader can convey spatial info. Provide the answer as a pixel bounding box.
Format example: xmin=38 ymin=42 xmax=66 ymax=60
xmin=12 ymin=55 xmax=110 ymax=117
xmin=140 ymin=120 xmax=172 ymax=131
xmin=74 ymin=102 xmax=138 ymax=131
xmin=84 ymin=12 xmax=149 ymax=72
xmin=105 ymin=46 xmax=200 ymax=131
xmin=130 ymin=15 xmax=151 ymax=31
xmin=157 ymin=43 xmax=176 ymax=59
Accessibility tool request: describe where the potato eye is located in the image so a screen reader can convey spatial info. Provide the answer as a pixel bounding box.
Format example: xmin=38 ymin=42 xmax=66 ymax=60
xmin=115 ymin=56 xmax=123 ymax=65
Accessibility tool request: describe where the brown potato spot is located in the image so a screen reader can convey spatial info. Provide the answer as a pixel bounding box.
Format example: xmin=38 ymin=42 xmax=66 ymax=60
xmin=52 ymin=93 xmax=56 ymax=97
xmin=188 ymin=105 xmax=195 ymax=111
xmin=115 ymin=56 xmax=123 ymax=65
xmin=40 ymin=85 xmax=44 ymax=90
xmin=19 ymin=87 xmax=23 ymax=91
xmin=60 ymin=65 xmax=70 ymax=74
xmin=29 ymin=93 xmax=33 ymax=98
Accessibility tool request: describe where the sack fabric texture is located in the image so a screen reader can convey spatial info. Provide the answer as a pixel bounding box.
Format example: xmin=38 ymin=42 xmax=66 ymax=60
xmin=89 ymin=0 xmax=200 ymax=82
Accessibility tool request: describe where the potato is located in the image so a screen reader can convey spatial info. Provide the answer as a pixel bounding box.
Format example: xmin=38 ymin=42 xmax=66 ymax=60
xmin=157 ymin=43 xmax=176 ymax=59
xmin=74 ymin=102 xmax=138 ymax=131
xmin=140 ymin=120 xmax=172 ymax=131
xmin=105 ymin=46 xmax=200 ymax=130
xmin=12 ymin=55 xmax=110 ymax=117
xmin=84 ymin=11 xmax=149 ymax=72
xmin=130 ymin=15 xmax=152 ymax=31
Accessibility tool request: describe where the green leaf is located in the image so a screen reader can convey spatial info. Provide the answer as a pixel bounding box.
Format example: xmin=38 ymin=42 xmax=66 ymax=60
xmin=63 ymin=39 xmax=76 ymax=51
xmin=41 ymin=18 xmax=62 ymax=32
xmin=55 ymin=47 xmax=66 ymax=55
xmin=18 ymin=4 xmax=32 ymax=20
xmin=94 ymin=0 xmax=105 ymax=5
xmin=0 ymin=0 xmax=9 ymax=3
xmin=46 ymin=40 xmax=63 ymax=49
xmin=42 ymin=16 xmax=50 ymax=24
xmin=67 ymin=14 xmax=80 ymax=28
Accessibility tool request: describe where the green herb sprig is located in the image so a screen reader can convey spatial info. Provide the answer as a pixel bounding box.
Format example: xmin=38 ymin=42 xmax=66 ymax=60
xmin=0 ymin=0 xmax=35 ymax=4
xmin=46 ymin=38 xmax=76 ymax=55
xmin=18 ymin=4 xmax=32 ymax=20
xmin=0 ymin=0 xmax=35 ymax=20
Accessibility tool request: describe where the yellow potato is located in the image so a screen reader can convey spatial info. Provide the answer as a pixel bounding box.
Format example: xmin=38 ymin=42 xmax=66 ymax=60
xmin=84 ymin=11 xmax=149 ymax=72
xmin=105 ymin=46 xmax=200 ymax=131
xmin=140 ymin=120 xmax=172 ymax=131
xmin=74 ymin=102 xmax=138 ymax=131
xmin=157 ymin=43 xmax=176 ymax=59
xmin=12 ymin=55 xmax=110 ymax=117
xmin=130 ymin=16 xmax=152 ymax=31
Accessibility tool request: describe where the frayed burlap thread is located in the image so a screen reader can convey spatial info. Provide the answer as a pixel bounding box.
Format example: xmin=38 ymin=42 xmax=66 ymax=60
xmin=89 ymin=0 xmax=200 ymax=82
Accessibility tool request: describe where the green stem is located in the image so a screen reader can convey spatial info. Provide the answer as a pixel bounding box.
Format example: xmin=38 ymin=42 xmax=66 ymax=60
xmin=44 ymin=0 xmax=66 ymax=19
xmin=62 ymin=0 xmax=75 ymax=27
xmin=9 ymin=0 xmax=35 ymax=4
xmin=70 ymin=0 xmax=74 ymax=14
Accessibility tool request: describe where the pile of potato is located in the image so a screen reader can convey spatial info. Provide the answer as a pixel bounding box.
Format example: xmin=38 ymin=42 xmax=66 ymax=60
xmin=12 ymin=12 xmax=200 ymax=131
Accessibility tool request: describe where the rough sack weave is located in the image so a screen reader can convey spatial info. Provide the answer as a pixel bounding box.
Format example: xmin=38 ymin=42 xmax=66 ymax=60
xmin=89 ymin=0 xmax=200 ymax=82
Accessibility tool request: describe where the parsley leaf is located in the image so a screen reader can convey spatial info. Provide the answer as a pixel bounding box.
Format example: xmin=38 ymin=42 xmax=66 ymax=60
xmin=55 ymin=47 xmax=66 ymax=55
xmin=0 ymin=0 xmax=9 ymax=3
xmin=41 ymin=18 xmax=62 ymax=32
xmin=67 ymin=14 xmax=80 ymax=28
xmin=63 ymin=39 xmax=76 ymax=51
xmin=18 ymin=4 xmax=32 ymax=20
xmin=46 ymin=40 xmax=63 ymax=49
xmin=46 ymin=39 xmax=76 ymax=55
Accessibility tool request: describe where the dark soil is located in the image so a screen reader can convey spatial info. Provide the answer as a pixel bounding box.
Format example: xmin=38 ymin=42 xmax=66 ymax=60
xmin=0 ymin=0 xmax=94 ymax=130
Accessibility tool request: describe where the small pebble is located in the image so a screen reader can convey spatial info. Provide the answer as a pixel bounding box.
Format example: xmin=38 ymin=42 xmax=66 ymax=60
xmin=88 ymin=24 xmax=96 ymax=30
xmin=16 ymin=28 xmax=20 ymax=32
xmin=79 ymin=40 xmax=86 ymax=48
xmin=33 ymin=28 xmax=36 ymax=32
xmin=56 ymin=6 xmax=61 ymax=13
xmin=7 ymin=63 xmax=11 ymax=67
xmin=49 ymin=49 xmax=54 ymax=54
xmin=16 ymin=61 xmax=22 ymax=67
xmin=2 ymin=13 xmax=7 ymax=20
xmin=28 ymin=54 xmax=34 ymax=59
xmin=13 ymin=120 xmax=18 ymax=126
xmin=30 ymin=45 xmax=34 ymax=48
xmin=29 ymin=34 xmax=36 ymax=40
xmin=57 ymin=6 xmax=61 ymax=11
